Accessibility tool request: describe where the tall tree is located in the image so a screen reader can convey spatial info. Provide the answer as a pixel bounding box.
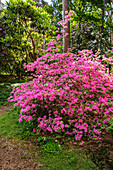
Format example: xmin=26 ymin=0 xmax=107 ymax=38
xmin=111 ymin=0 xmax=113 ymax=45
xmin=0 ymin=0 xmax=2 ymax=10
xmin=101 ymin=0 xmax=105 ymax=34
xmin=63 ymin=0 xmax=70 ymax=52
xmin=52 ymin=0 xmax=112 ymax=53
xmin=105 ymin=0 xmax=113 ymax=45
xmin=0 ymin=0 xmax=55 ymax=77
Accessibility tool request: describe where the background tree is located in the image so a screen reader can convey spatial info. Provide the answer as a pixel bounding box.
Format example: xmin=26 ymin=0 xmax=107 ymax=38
xmin=51 ymin=0 xmax=113 ymax=54
xmin=63 ymin=0 xmax=70 ymax=52
xmin=0 ymin=0 xmax=55 ymax=77
xmin=51 ymin=0 xmax=62 ymax=24
xmin=101 ymin=0 xmax=105 ymax=34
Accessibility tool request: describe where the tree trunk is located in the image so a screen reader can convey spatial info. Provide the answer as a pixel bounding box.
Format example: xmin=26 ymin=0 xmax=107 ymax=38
xmin=63 ymin=0 xmax=70 ymax=52
xmin=111 ymin=1 xmax=113 ymax=45
xmin=106 ymin=0 xmax=113 ymax=45
xmin=101 ymin=0 xmax=105 ymax=34
xmin=0 ymin=0 xmax=2 ymax=10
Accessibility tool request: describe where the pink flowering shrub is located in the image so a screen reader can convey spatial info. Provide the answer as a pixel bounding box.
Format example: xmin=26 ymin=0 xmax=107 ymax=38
xmin=9 ymin=49 xmax=113 ymax=143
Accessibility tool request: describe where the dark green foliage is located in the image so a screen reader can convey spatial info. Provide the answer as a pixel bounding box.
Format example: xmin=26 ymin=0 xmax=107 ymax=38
xmin=0 ymin=83 xmax=13 ymax=106
xmin=87 ymin=144 xmax=113 ymax=169
xmin=71 ymin=22 xmax=111 ymax=54
xmin=51 ymin=0 xmax=62 ymax=24
xmin=106 ymin=118 xmax=113 ymax=136
xmin=40 ymin=140 xmax=63 ymax=154
xmin=0 ymin=78 xmax=33 ymax=106
xmin=70 ymin=0 xmax=112 ymax=53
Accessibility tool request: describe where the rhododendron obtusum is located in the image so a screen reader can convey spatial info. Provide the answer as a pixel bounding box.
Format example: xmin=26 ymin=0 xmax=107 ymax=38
xmin=9 ymin=50 xmax=113 ymax=143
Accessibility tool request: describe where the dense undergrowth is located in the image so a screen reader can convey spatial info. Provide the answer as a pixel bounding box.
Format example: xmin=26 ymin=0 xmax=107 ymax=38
xmin=0 ymin=83 xmax=12 ymax=106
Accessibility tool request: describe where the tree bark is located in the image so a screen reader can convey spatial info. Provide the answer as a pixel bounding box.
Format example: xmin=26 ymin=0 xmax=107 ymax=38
xmin=63 ymin=0 xmax=70 ymax=52
xmin=111 ymin=0 xmax=113 ymax=45
xmin=101 ymin=0 xmax=105 ymax=34
xmin=0 ymin=0 xmax=2 ymax=10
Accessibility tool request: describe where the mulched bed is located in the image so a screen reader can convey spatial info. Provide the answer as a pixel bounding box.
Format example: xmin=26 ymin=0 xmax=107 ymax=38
xmin=85 ymin=133 xmax=113 ymax=169
xmin=0 ymin=137 xmax=40 ymax=170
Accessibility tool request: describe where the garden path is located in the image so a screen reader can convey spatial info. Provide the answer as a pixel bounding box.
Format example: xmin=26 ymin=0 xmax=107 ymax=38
xmin=0 ymin=105 xmax=13 ymax=115
xmin=0 ymin=106 xmax=41 ymax=170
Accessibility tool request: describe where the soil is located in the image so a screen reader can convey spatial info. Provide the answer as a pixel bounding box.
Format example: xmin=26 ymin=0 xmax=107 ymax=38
xmin=0 ymin=137 xmax=41 ymax=170
xmin=85 ymin=133 xmax=113 ymax=169
xmin=0 ymin=105 xmax=13 ymax=115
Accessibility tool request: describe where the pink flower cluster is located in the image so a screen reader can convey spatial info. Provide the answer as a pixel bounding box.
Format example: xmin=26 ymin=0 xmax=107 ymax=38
xmin=9 ymin=49 xmax=113 ymax=143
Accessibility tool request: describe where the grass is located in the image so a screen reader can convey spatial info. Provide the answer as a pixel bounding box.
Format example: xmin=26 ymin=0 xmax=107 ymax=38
xmin=0 ymin=107 xmax=28 ymax=138
xmin=40 ymin=143 xmax=97 ymax=170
